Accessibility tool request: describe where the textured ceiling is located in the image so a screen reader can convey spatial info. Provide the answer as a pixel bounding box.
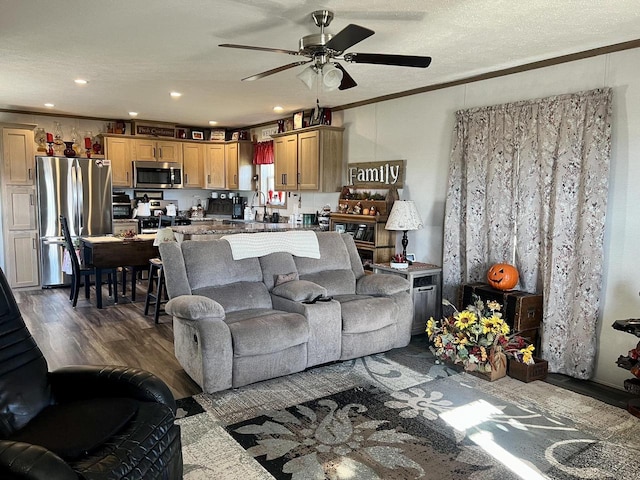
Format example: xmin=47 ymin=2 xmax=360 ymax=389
xmin=1 ymin=0 xmax=639 ymax=128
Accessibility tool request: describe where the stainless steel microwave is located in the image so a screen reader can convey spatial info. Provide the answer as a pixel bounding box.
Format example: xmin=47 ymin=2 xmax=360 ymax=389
xmin=133 ymin=161 xmax=183 ymax=189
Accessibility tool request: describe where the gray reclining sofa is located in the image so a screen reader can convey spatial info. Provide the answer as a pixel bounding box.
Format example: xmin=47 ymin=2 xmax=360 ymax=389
xmin=159 ymin=231 xmax=413 ymax=393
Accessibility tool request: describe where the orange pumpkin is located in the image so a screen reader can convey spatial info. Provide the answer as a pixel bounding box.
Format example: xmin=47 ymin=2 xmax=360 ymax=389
xmin=487 ymin=263 xmax=519 ymax=290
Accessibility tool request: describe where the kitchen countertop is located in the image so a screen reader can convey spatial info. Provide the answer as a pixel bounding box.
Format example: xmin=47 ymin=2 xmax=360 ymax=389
xmin=170 ymin=221 xmax=323 ymax=236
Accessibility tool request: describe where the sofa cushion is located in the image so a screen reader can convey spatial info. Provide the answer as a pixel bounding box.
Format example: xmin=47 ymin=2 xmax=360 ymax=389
xmin=272 ymin=280 xmax=327 ymax=302
xmin=182 ymin=240 xmax=263 ymax=290
xmin=9 ymin=398 xmax=138 ymax=460
xmin=193 ymin=281 xmax=272 ymax=312
xmin=259 ymin=252 xmax=298 ymax=291
xmin=339 ymin=297 xmax=397 ymax=334
xmin=357 ymin=274 xmax=410 ymax=296
xmin=294 ymin=232 xmax=351 ymax=275
xmin=227 ymin=312 xmax=309 ymax=356
xmin=300 ymin=270 xmax=356 ymax=296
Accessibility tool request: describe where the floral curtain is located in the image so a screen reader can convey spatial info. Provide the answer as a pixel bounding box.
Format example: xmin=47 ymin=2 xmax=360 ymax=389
xmin=253 ymin=140 xmax=274 ymax=164
xmin=443 ymin=88 xmax=613 ymax=378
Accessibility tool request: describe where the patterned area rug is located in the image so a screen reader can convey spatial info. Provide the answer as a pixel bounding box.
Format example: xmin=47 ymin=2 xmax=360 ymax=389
xmin=177 ymin=338 xmax=640 ymax=480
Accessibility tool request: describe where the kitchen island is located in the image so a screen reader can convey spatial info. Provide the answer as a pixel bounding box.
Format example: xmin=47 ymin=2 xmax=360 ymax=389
xmin=170 ymin=220 xmax=323 ymax=242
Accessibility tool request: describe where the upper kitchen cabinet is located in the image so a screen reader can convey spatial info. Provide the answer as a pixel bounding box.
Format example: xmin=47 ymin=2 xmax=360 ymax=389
xmin=224 ymin=141 xmax=253 ymax=190
xmin=182 ymin=142 xmax=205 ymax=188
xmin=272 ymin=126 xmax=343 ymax=192
xmin=205 ymin=143 xmax=226 ymax=189
xmin=104 ymin=136 xmax=133 ymax=187
xmin=133 ymin=139 xmax=182 ymax=163
xmin=273 ymin=134 xmax=298 ymax=191
xmin=2 ymin=128 xmax=35 ymax=185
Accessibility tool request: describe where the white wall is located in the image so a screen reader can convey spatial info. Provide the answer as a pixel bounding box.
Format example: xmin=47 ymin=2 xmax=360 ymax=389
xmin=342 ymin=47 xmax=640 ymax=389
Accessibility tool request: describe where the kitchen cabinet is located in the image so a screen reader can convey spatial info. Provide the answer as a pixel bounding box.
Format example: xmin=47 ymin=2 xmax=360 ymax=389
xmin=4 ymin=185 xmax=37 ymax=231
xmin=224 ymin=141 xmax=253 ymax=190
xmin=4 ymin=231 xmax=39 ymax=288
xmin=133 ymin=139 xmax=182 ymax=163
xmin=2 ymin=128 xmax=35 ymax=185
xmin=205 ymin=143 xmax=226 ymax=189
xmin=182 ymin=143 xmax=205 ymax=188
xmin=1 ymin=124 xmax=39 ymax=288
xmin=274 ymin=134 xmax=298 ymax=191
xmin=104 ymin=136 xmax=133 ymax=187
xmin=272 ymin=126 xmax=343 ymax=192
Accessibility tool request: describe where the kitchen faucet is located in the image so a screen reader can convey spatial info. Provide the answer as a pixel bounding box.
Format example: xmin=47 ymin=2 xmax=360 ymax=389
xmin=251 ymin=190 xmax=268 ymax=222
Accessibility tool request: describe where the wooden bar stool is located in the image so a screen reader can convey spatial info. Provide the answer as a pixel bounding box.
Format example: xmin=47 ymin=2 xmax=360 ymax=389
xmin=144 ymin=257 xmax=167 ymax=323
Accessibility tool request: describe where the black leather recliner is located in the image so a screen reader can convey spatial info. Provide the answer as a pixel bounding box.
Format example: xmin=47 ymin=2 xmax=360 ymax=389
xmin=0 ymin=267 xmax=183 ymax=479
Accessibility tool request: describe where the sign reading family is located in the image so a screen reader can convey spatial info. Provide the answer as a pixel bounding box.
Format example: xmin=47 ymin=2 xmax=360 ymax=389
xmin=347 ymin=160 xmax=406 ymax=188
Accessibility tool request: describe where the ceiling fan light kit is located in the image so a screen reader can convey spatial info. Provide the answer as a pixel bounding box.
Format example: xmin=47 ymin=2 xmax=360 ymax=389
xmin=219 ymin=10 xmax=431 ymax=91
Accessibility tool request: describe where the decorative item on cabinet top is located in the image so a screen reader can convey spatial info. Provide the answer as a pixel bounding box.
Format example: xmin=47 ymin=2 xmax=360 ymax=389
xmin=131 ymin=121 xmax=176 ymax=138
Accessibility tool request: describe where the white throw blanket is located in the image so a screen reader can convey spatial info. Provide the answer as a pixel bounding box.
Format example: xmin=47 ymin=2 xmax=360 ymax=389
xmin=222 ymin=231 xmax=320 ymax=260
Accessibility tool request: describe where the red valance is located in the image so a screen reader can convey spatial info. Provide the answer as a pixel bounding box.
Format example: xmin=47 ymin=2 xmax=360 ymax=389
xmin=253 ymin=140 xmax=274 ymax=165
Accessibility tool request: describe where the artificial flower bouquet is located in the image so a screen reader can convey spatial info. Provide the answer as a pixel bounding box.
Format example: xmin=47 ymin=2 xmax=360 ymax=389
xmin=427 ymin=295 xmax=535 ymax=375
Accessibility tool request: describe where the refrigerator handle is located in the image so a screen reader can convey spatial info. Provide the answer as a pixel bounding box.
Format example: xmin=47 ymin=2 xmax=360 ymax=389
xmin=73 ymin=160 xmax=84 ymax=236
xmin=76 ymin=162 xmax=85 ymax=235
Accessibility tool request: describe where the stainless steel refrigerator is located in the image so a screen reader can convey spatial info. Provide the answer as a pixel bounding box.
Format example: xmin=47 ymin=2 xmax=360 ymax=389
xmin=37 ymin=156 xmax=113 ymax=287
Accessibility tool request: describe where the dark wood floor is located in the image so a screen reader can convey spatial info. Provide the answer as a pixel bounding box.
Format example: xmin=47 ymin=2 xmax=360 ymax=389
xmin=15 ymin=282 xmax=201 ymax=400
xmin=16 ymin=283 xmax=635 ymax=409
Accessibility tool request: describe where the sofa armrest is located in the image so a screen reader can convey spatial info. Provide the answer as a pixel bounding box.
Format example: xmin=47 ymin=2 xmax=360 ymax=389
xmin=165 ymin=295 xmax=225 ymax=320
xmin=49 ymin=366 xmax=176 ymax=412
xmin=356 ymin=274 xmax=410 ymax=296
xmin=271 ymin=280 xmax=327 ymax=303
xmin=0 ymin=440 xmax=78 ymax=480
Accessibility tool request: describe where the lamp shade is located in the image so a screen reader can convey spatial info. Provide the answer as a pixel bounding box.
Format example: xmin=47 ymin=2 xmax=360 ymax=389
xmin=153 ymin=227 xmax=176 ymax=246
xmin=385 ymin=200 xmax=423 ymax=231
xmin=322 ymin=63 xmax=343 ymax=90
xmin=296 ymin=66 xmax=318 ymax=90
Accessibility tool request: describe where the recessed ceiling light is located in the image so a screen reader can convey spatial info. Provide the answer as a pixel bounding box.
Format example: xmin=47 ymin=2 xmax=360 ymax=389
xmin=128 ymin=112 xmax=138 ymax=117
xmin=273 ymin=106 xmax=284 ymax=112
xmin=170 ymin=91 xmax=182 ymax=98
xmin=44 ymin=103 xmax=54 ymax=108
xmin=74 ymin=79 xmax=88 ymax=85
xmin=209 ymin=121 xmax=218 ymax=125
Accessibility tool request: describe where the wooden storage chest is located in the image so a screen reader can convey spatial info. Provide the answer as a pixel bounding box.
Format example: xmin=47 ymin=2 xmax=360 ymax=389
xmin=459 ymin=283 xmax=543 ymax=345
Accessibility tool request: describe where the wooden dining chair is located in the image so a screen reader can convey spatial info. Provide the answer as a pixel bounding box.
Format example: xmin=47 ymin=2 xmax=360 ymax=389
xmin=59 ymin=215 xmax=117 ymax=307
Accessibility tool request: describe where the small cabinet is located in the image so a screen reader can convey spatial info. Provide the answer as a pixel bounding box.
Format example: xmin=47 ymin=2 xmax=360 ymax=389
xmin=182 ymin=143 xmax=205 ymax=188
xmin=4 ymin=185 xmax=37 ymax=230
xmin=133 ymin=139 xmax=182 ymax=163
xmin=205 ymin=143 xmax=226 ymax=189
xmin=272 ymin=126 xmax=343 ymax=192
xmin=2 ymin=128 xmax=35 ymax=185
xmin=373 ymin=263 xmax=443 ymax=336
xmin=104 ymin=136 xmax=133 ymax=187
xmin=224 ymin=141 xmax=253 ymax=190
xmin=4 ymin=231 xmax=39 ymax=288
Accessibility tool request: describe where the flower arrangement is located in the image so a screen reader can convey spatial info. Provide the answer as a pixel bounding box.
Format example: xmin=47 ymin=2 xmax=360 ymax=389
xmin=427 ymin=295 xmax=535 ymax=374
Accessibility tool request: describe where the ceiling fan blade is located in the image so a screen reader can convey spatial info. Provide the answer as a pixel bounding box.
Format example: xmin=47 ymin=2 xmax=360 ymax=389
xmin=325 ymin=24 xmax=374 ymax=52
xmin=333 ymin=63 xmax=357 ymax=90
xmin=242 ymin=60 xmax=311 ymax=81
xmin=219 ymin=43 xmax=300 ymax=56
xmin=344 ymin=53 xmax=431 ymax=68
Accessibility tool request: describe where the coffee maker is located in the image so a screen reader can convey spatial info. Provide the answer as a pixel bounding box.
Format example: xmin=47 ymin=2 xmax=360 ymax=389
xmin=232 ymin=196 xmax=245 ymax=219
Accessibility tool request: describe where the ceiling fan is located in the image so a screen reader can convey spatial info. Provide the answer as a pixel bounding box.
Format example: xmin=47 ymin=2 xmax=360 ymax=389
xmin=219 ymin=10 xmax=432 ymax=91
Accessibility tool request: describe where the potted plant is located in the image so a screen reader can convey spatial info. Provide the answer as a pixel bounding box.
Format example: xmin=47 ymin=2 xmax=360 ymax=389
xmin=390 ymin=253 xmax=408 ymax=269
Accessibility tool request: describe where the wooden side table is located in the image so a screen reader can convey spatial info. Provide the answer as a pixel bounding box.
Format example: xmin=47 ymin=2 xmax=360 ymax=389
xmin=372 ymin=262 xmax=442 ymax=335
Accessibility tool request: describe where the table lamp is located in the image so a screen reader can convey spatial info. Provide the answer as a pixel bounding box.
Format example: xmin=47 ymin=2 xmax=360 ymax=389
xmin=384 ymin=200 xmax=424 ymax=263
